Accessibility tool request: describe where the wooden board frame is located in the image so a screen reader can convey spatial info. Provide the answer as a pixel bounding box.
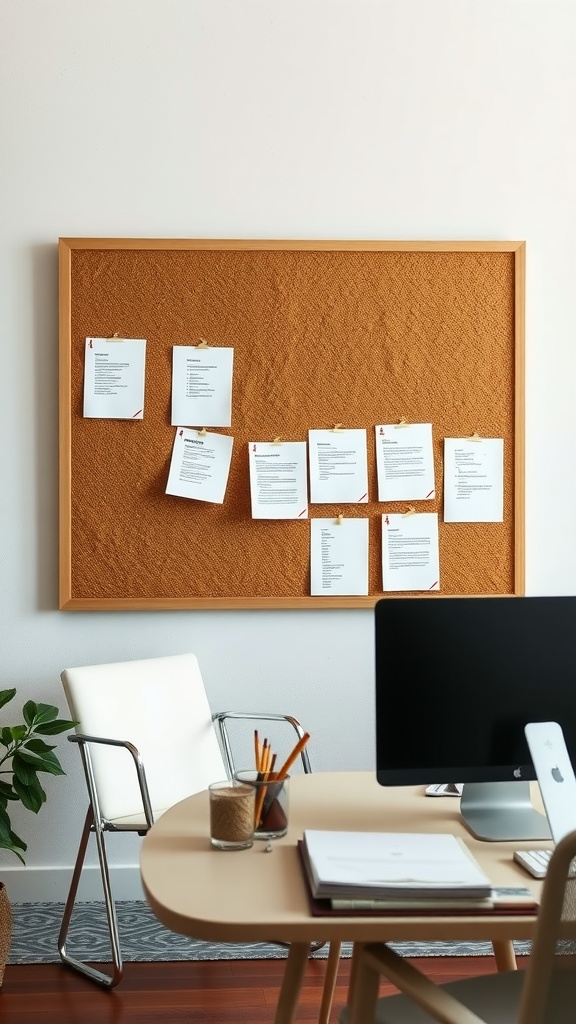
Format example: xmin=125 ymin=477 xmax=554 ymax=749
xmin=59 ymin=238 xmax=525 ymax=610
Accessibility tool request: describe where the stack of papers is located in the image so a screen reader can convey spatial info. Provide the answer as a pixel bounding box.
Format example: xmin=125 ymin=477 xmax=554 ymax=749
xmin=301 ymin=830 xmax=492 ymax=902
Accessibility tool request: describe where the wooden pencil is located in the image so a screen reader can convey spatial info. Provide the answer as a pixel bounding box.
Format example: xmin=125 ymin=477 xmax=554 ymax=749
xmin=254 ymin=753 xmax=277 ymax=828
xmin=274 ymin=732 xmax=310 ymax=781
xmin=259 ymin=738 xmax=269 ymax=776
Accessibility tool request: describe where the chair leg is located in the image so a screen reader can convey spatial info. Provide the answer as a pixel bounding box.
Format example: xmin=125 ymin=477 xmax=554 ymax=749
xmin=58 ymin=807 xmax=124 ymax=988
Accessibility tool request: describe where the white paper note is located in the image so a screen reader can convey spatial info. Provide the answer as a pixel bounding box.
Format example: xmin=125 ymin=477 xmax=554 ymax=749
xmin=308 ymin=429 xmax=369 ymax=504
xmin=166 ymin=428 xmax=233 ymax=504
xmin=171 ymin=346 xmax=233 ymax=427
xmin=83 ymin=337 xmax=146 ymax=419
xmin=375 ymin=422 xmax=435 ymax=501
xmin=443 ymin=438 xmax=504 ymax=522
xmin=382 ymin=512 xmax=440 ymax=592
xmin=310 ymin=518 xmax=369 ymax=596
xmin=249 ymin=441 xmax=308 ymax=519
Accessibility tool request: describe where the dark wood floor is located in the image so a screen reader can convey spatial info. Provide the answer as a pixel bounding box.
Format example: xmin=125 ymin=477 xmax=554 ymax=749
xmin=0 ymin=955 xmax=503 ymax=1023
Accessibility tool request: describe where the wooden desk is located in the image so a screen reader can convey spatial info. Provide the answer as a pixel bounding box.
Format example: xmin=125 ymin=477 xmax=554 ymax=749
xmin=140 ymin=772 xmax=545 ymax=1024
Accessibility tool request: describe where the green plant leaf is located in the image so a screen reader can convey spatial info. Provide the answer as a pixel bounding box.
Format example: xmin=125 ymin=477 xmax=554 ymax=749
xmin=0 ymin=847 xmax=24 ymax=864
xmin=0 ymin=842 xmax=26 ymax=863
xmin=9 ymin=828 xmax=27 ymax=851
xmin=23 ymin=738 xmax=56 ymax=755
xmin=0 ymin=694 xmax=76 ymax=861
xmin=0 ymin=689 xmax=16 ymax=711
xmin=0 ymin=806 xmax=26 ymax=860
xmin=0 ymin=781 xmax=18 ymax=800
xmin=0 ymin=821 xmax=27 ymax=864
xmin=34 ymin=719 xmax=77 ymax=736
xmin=12 ymin=773 xmax=46 ymax=813
xmin=17 ymin=748 xmax=65 ymax=776
xmin=30 ymin=703 xmax=59 ymax=726
xmin=0 ymin=691 xmax=75 ymax=863
xmin=12 ymin=752 xmax=37 ymax=786
xmin=23 ymin=700 xmax=38 ymax=727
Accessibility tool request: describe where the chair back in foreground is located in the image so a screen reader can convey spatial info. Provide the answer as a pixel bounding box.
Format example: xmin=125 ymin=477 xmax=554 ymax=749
xmin=58 ymin=652 xmax=227 ymax=988
xmin=519 ymin=826 xmax=576 ymax=1024
xmin=61 ymin=652 xmax=225 ymax=825
xmin=343 ymin=829 xmax=576 ymax=1024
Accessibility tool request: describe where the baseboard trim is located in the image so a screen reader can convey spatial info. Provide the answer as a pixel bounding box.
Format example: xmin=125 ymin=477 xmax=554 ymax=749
xmin=3 ymin=864 xmax=145 ymax=904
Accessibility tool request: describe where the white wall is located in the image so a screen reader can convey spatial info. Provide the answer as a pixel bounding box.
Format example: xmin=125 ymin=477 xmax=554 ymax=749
xmin=2 ymin=0 xmax=576 ymax=902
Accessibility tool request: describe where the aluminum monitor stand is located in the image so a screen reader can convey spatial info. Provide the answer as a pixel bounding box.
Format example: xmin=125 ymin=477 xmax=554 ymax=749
xmin=460 ymin=781 xmax=551 ymax=841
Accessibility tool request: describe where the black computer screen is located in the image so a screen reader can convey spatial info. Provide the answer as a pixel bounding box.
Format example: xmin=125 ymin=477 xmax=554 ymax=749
xmin=375 ymin=596 xmax=576 ymax=786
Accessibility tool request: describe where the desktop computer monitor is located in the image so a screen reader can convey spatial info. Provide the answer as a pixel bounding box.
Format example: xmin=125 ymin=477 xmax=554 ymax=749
xmin=375 ymin=595 xmax=576 ymax=842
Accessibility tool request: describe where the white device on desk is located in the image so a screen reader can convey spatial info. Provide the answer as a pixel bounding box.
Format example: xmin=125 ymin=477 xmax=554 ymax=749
xmin=425 ymin=783 xmax=463 ymax=797
xmin=514 ymin=721 xmax=576 ymax=879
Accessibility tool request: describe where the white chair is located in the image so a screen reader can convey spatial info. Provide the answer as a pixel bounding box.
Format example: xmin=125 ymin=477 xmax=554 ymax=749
xmin=57 ymin=652 xmax=314 ymax=989
xmin=341 ymin=828 xmax=576 ymax=1024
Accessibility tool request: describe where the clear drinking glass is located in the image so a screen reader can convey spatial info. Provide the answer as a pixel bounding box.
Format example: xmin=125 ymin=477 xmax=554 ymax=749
xmin=208 ymin=779 xmax=256 ymax=850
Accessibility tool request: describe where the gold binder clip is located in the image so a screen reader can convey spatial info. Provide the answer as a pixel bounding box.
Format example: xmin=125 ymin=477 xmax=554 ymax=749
xmin=272 ymin=436 xmax=283 ymax=445
xmin=402 ymin=505 xmax=417 ymax=517
xmin=332 ymin=423 xmax=344 ymax=431
xmin=469 ymin=432 xmax=483 ymax=441
xmin=197 ymin=338 xmax=209 ymax=348
xmin=108 ymin=332 xmax=122 ymax=341
xmin=396 ymin=418 xmax=410 ymax=428
xmin=198 ymin=427 xmax=207 ymax=436
xmin=335 ymin=513 xmax=343 ymax=525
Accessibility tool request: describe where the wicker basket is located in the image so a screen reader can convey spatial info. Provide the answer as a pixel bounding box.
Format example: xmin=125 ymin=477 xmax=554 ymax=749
xmin=0 ymin=883 xmax=12 ymax=987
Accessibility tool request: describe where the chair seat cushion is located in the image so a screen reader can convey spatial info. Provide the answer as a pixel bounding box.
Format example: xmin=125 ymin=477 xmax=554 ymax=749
xmin=342 ymin=968 xmax=576 ymax=1023
xmin=342 ymin=970 xmax=524 ymax=1024
xmin=106 ymin=807 xmax=170 ymax=830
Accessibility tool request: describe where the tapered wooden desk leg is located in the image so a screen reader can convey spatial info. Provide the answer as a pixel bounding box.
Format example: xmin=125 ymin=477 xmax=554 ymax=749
xmin=492 ymin=939 xmax=517 ymax=972
xmin=346 ymin=943 xmax=365 ymax=1016
xmin=318 ymin=941 xmax=342 ymax=1024
xmin=274 ymin=942 xmax=312 ymax=1024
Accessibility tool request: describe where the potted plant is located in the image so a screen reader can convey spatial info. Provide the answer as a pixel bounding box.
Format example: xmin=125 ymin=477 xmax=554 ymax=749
xmin=0 ymin=687 xmax=76 ymax=984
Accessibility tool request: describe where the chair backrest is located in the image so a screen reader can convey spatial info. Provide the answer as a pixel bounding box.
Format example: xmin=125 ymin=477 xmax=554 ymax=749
xmin=61 ymin=653 xmax=226 ymax=822
xmin=519 ymin=828 xmax=576 ymax=1024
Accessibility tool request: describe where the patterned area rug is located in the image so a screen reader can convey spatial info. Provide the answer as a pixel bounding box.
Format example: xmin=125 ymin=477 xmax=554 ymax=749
xmin=9 ymin=902 xmax=531 ymax=964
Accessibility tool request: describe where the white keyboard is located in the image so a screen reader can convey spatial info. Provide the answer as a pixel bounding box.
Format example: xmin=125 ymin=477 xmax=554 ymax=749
xmin=513 ymin=848 xmax=552 ymax=879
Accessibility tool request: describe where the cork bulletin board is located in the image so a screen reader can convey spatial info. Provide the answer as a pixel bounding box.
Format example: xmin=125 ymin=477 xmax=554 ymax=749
xmin=58 ymin=238 xmax=525 ymax=610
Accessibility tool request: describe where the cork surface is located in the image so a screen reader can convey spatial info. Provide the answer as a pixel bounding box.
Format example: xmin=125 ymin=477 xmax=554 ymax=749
xmin=64 ymin=244 xmax=519 ymax=604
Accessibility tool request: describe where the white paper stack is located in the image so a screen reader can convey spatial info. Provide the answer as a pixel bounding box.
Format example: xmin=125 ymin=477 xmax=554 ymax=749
xmin=302 ymin=830 xmax=492 ymax=901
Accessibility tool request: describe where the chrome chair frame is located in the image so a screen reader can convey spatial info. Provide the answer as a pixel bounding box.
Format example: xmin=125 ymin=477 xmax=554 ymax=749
xmin=58 ymin=711 xmax=312 ymax=988
xmin=212 ymin=709 xmax=313 ymax=776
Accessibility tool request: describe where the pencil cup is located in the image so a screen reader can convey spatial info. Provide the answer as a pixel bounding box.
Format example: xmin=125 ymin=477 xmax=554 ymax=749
xmin=208 ymin=779 xmax=256 ymax=850
xmin=234 ymin=770 xmax=290 ymax=840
